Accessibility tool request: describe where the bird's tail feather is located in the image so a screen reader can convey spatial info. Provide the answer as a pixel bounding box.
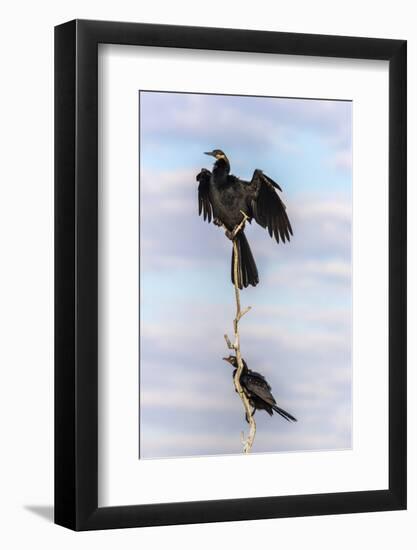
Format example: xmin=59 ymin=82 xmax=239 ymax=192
xmin=272 ymin=404 xmax=297 ymax=422
xmin=231 ymin=232 xmax=259 ymax=289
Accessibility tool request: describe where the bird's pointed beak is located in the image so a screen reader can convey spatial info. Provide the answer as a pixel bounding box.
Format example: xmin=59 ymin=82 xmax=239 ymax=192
xmin=204 ymin=151 xmax=214 ymax=157
xmin=222 ymin=357 xmax=232 ymax=364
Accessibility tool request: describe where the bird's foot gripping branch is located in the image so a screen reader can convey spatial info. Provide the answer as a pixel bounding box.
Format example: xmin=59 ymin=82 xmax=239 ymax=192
xmin=224 ymin=232 xmax=256 ymax=454
xmin=224 ymin=210 xmax=250 ymax=241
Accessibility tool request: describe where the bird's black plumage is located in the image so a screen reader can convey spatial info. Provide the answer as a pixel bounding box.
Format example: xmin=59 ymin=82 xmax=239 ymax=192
xmin=197 ymin=149 xmax=293 ymax=289
xmin=223 ymin=356 xmax=297 ymax=423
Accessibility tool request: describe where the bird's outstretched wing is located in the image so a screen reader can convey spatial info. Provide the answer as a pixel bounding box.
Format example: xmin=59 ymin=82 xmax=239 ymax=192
xmin=196 ymin=168 xmax=213 ymax=223
xmin=249 ymin=169 xmax=293 ymax=243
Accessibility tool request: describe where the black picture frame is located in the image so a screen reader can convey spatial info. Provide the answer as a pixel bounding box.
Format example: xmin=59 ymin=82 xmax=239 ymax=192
xmin=55 ymin=19 xmax=407 ymax=531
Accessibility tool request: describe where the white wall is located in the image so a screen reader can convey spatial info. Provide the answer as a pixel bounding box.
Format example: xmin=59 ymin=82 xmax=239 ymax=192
xmin=0 ymin=1 xmax=414 ymax=548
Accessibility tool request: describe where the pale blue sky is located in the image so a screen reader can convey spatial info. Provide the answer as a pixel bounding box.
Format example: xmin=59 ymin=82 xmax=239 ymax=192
xmin=139 ymin=91 xmax=352 ymax=458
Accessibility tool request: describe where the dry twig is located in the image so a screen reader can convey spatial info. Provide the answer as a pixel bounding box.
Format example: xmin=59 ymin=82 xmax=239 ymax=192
xmin=224 ymin=213 xmax=256 ymax=453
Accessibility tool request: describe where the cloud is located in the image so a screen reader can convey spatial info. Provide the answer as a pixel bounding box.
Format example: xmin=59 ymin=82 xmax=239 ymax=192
xmin=139 ymin=284 xmax=352 ymax=456
xmin=140 ymin=167 xmax=351 ymax=274
xmin=138 ymin=93 xmax=352 ymax=459
xmin=267 ymin=259 xmax=351 ymax=288
xmin=140 ymin=92 xmax=352 ymax=161
xmin=141 ymin=388 xmax=238 ymax=413
xmin=254 ymin=304 xmax=350 ymax=329
xmin=141 ymin=93 xmax=295 ymax=154
xmin=140 ymin=431 xmax=240 ymax=458
xmin=295 ymin=199 xmax=351 ymax=221
xmin=333 ymin=150 xmax=352 ymax=171
xmin=141 ymin=302 xmax=351 ymax=368
xmin=241 ymin=196 xmax=352 ymax=275
xmin=141 ymin=427 xmax=351 ymax=459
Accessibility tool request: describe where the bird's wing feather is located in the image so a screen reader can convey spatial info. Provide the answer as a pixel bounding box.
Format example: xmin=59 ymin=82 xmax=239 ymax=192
xmin=242 ymin=373 xmax=276 ymax=406
xmin=196 ymin=169 xmax=213 ymax=223
xmin=250 ymin=169 xmax=293 ymax=243
xmin=246 ymin=369 xmax=270 ymax=387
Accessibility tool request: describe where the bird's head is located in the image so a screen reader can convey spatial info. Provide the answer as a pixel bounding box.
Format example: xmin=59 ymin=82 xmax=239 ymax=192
xmin=204 ymin=149 xmax=228 ymax=161
xmin=222 ymin=355 xmax=238 ymax=368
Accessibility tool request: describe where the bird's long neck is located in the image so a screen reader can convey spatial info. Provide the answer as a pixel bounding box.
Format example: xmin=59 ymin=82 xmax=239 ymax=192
xmin=213 ymin=157 xmax=230 ymax=181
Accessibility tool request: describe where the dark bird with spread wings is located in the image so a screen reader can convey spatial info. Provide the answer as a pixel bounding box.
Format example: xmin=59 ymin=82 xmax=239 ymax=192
xmin=223 ymin=356 xmax=297 ymax=423
xmin=196 ymin=149 xmax=292 ymax=289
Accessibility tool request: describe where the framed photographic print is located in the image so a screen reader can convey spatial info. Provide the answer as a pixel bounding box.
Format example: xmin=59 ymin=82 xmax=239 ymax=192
xmin=55 ymin=19 xmax=406 ymax=530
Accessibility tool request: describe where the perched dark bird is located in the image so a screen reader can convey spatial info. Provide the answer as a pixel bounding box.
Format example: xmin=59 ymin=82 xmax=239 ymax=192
xmin=223 ymin=356 xmax=297 ymax=423
xmin=197 ymin=149 xmax=292 ymax=289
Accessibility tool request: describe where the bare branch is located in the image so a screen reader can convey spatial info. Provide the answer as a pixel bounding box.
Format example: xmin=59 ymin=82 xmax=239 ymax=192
xmin=224 ymin=334 xmax=235 ymax=350
xmin=237 ymin=306 xmax=251 ymax=321
xmin=225 ymin=225 xmax=256 ymax=454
